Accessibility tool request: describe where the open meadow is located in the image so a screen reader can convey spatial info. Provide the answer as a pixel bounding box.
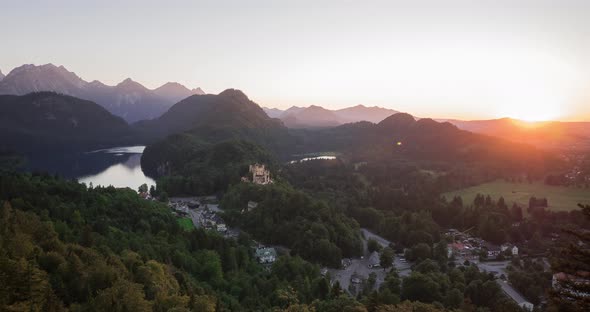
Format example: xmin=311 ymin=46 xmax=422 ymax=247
xmin=443 ymin=180 xmax=590 ymax=211
xmin=177 ymin=217 xmax=194 ymax=231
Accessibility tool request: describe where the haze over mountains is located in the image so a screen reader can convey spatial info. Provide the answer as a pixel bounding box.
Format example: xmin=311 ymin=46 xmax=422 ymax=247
xmin=0 ymin=64 xmax=205 ymax=122
xmin=1 ymin=63 xmax=588 ymax=151
xmin=264 ymin=104 xmax=590 ymax=149
xmin=263 ymin=104 xmax=400 ymax=128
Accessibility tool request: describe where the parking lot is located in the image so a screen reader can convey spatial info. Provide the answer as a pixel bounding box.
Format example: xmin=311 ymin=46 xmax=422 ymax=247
xmin=328 ymin=229 xmax=412 ymax=294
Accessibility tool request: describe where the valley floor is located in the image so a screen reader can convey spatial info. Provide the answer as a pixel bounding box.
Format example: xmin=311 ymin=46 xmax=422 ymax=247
xmin=443 ymin=180 xmax=590 ymax=211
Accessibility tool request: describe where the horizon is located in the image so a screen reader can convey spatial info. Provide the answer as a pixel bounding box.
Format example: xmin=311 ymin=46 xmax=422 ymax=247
xmin=3 ymin=61 xmax=590 ymax=123
xmin=2 ymin=1 xmax=590 ymax=121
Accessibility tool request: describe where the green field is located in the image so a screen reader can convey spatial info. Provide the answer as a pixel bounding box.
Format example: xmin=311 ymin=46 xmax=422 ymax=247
xmin=177 ymin=217 xmax=194 ymax=231
xmin=443 ymin=180 xmax=590 ymax=211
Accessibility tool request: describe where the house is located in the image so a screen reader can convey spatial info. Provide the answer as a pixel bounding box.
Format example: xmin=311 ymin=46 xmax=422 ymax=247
xmin=484 ymin=243 xmax=501 ymax=258
xmin=448 ymin=242 xmax=467 ymax=257
xmin=249 ymin=164 xmax=272 ymax=185
xmin=255 ymin=247 xmax=277 ymax=264
xmin=501 ymin=244 xmax=519 ymax=256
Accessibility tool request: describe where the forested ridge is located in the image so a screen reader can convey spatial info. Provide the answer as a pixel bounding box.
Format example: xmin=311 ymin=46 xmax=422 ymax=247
xmin=221 ymin=182 xmax=363 ymax=267
xmin=0 ymin=171 xmax=537 ymax=312
xmin=0 ymin=173 xmax=335 ymax=311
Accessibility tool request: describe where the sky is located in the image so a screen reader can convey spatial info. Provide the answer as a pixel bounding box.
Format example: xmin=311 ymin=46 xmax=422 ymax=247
xmin=1 ymin=0 xmax=590 ymax=121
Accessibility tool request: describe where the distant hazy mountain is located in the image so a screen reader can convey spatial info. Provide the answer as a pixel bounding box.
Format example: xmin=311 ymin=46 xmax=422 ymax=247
xmin=0 ymin=92 xmax=133 ymax=152
xmin=0 ymin=70 xmax=4 ymax=81
xmin=281 ymin=105 xmax=342 ymax=128
xmin=334 ymin=104 xmax=399 ymax=123
xmin=153 ymin=82 xmax=206 ymax=103
xmin=282 ymin=106 xmax=305 ymax=116
xmin=262 ymin=107 xmax=284 ymax=118
xmin=262 ymin=104 xmax=399 ymax=128
xmin=0 ymin=64 xmax=205 ymax=122
xmin=444 ymin=118 xmax=590 ymax=149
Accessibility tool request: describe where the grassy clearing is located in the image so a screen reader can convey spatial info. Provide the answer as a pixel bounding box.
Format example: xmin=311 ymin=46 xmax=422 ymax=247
xmin=443 ymin=180 xmax=590 ymax=212
xmin=177 ymin=217 xmax=194 ymax=231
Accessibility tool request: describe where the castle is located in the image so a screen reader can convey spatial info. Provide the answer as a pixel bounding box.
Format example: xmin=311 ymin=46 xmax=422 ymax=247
xmin=249 ymin=163 xmax=272 ymax=185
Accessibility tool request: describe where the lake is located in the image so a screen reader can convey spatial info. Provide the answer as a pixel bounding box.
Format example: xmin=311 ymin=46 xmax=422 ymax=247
xmin=27 ymin=146 xmax=156 ymax=191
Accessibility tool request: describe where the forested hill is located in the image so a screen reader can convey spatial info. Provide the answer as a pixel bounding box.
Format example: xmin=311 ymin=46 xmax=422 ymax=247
xmin=134 ymin=89 xmax=289 ymax=144
xmin=140 ymin=89 xmax=297 ymax=196
xmin=0 ymin=92 xmax=134 ymax=152
xmin=292 ymin=113 xmax=552 ymax=174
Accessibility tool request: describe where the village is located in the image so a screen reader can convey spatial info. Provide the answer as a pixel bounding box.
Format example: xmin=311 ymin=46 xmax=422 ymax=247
xmin=166 ymin=163 xmax=279 ymax=266
xmin=157 ymin=163 xmax=549 ymax=310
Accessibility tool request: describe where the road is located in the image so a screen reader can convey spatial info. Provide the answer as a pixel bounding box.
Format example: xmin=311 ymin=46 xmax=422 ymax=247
xmin=361 ymin=228 xmax=391 ymax=250
xmin=498 ymin=279 xmax=531 ymax=309
xmin=329 ymin=229 xmax=413 ymax=294
xmin=361 ymin=228 xmax=412 ymax=276
xmin=459 ymin=258 xmax=533 ymax=309
xmin=187 ymin=209 xmax=203 ymax=228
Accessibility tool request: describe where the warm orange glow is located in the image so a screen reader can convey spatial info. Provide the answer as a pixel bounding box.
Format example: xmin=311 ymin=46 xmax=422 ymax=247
xmin=511 ymin=119 xmax=552 ymax=129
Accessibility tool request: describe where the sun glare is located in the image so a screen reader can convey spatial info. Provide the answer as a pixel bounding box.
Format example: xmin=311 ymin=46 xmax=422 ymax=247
xmin=491 ymin=57 xmax=573 ymax=122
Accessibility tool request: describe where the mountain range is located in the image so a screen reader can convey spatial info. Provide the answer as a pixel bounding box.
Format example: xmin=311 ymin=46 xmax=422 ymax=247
xmin=294 ymin=113 xmax=547 ymax=174
xmin=0 ymin=64 xmax=205 ymax=122
xmin=1 ymin=63 xmax=587 ymax=151
xmin=0 ymin=86 xmax=552 ymax=179
xmin=264 ymin=104 xmax=589 ymax=149
xmin=263 ymin=104 xmax=400 ymax=128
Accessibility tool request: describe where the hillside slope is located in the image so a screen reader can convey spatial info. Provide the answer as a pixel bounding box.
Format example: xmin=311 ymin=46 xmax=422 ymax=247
xmin=0 ymin=92 xmax=133 ymax=152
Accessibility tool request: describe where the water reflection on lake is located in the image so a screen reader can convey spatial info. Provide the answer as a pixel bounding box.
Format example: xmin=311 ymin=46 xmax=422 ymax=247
xmin=78 ymin=153 xmax=155 ymax=190
xmin=27 ymin=146 xmax=155 ymax=191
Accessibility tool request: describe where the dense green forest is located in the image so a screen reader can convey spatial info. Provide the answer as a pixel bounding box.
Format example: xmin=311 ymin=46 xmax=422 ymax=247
xmin=0 ymin=172 xmax=531 ymax=311
xmin=221 ymin=182 xmax=363 ymax=267
xmin=0 ymin=173 xmax=334 ymax=311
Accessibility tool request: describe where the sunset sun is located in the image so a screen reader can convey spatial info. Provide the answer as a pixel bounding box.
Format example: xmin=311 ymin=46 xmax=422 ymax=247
xmin=500 ymin=103 xmax=562 ymax=122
